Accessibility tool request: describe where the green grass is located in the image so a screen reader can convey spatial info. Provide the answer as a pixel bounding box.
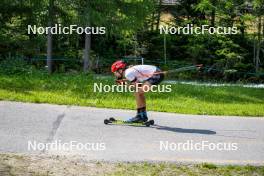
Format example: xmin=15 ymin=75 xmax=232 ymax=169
xmin=109 ymin=163 xmax=264 ymax=176
xmin=0 ymin=73 xmax=263 ymax=116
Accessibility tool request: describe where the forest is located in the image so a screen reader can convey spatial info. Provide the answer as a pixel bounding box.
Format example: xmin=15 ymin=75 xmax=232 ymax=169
xmin=0 ymin=0 xmax=264 ymax=82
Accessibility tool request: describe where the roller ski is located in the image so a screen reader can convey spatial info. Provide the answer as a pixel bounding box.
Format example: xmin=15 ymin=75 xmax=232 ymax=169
xmin=104 ymin=116 xmax=154 ymax=127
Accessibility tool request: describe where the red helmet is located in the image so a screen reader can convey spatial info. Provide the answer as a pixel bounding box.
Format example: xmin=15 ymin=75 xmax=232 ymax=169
xmin=111 ymin=60 xmax=127 ymax=73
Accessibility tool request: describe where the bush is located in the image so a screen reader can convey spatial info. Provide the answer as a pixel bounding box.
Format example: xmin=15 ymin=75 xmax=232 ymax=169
xmin=0 ymin=57 xmax=37 ymax=75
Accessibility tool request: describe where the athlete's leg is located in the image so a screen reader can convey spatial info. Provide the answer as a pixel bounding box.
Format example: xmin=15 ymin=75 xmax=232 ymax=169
xmin=126 ymin=82 xmax=151 ymax=123
xmin=128 ymin=70 xmax=164 ymax=122
xmin=134 ymin=87 xmax=146 ymax=109
xmin=134 ymin=81 xmax=152 ymax=108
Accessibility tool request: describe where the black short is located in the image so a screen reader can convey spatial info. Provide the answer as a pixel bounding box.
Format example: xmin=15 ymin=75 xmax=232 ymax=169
xmin=146 ymin=68 xmax=164 ymax=85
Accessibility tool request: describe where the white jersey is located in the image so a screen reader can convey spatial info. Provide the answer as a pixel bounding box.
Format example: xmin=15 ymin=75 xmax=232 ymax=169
xmin=125 ymin=65 xmax=157 ymax=82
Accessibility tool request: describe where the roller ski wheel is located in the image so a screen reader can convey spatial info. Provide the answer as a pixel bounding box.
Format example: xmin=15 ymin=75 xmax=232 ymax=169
xmin=144 ymin=120 xmax=154 ymax=127
xmin=104 ymin=117 xmax=116 ymax=125
xmin=104 ymin=119 xmax=110 ymax=124
xmin=109 ymin=117 xmax=116 ymax=122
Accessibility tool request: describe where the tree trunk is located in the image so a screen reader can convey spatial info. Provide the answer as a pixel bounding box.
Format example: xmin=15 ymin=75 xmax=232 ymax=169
xmin=240 ymin=20 xmax=245 ymax=38
xmin=253 ymin=35 xmax=256 ymax=67
xmin=151 ymin=12 xmax=155 ymax=31
xmin=47 ymin=25 xmax=53 ymax=74
xmin=156 ymin=0 xmax=162 ymax=31
xmin=83 ymin=33 xmax=91 ymax=73
xmin=263 ymin=17 xmax=264 ymax=37
xmin=211 ymin=9 xmax=215 ymax=27
xmin=210 ymin=0 xmax=217 ymax=27
xmin=163 ymin=33 xmax=167 ymax=65
xmin=255 ymin=16 xmax=262 ymax=73
xmin=83 ymin=3 xmax=91 ymax=73
xmin=47 ymin=0 xmax=54 ymax=74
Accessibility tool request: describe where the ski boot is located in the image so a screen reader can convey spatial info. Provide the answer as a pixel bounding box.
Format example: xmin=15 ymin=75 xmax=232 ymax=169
xmin=125 ymin=112 xmax=148 ymax=123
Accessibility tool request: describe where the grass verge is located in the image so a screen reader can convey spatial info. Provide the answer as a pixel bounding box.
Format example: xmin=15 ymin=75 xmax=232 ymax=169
xmin=0 ymin=154 xmax=263 ymax=176
xmin=111 ymin=162 xmax=264 ymax=176
xmin=0 ymin=73 xmax=263 ymax=116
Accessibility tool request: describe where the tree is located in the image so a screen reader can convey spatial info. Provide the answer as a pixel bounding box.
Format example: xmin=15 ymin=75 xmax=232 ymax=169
xmin=195 ymin=0 xmax=217 ymax=26
xmin=47 ymin=0 xmax=54 ymax=74
xmin=253 ymin=0 xmax=264 ymax=72
xmin=73 ymin=0 xmax=155 ymax=73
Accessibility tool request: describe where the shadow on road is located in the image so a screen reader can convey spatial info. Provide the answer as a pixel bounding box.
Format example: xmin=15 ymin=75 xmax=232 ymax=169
xmin=153 ymin=125 xmax=216 ymax=135
xmin=106 ymin=123 xmax=216 ymax=135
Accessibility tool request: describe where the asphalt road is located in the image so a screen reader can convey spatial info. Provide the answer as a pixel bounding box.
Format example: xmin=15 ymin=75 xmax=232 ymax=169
xmin=0 ymin=101 xmax=264 ymax=165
